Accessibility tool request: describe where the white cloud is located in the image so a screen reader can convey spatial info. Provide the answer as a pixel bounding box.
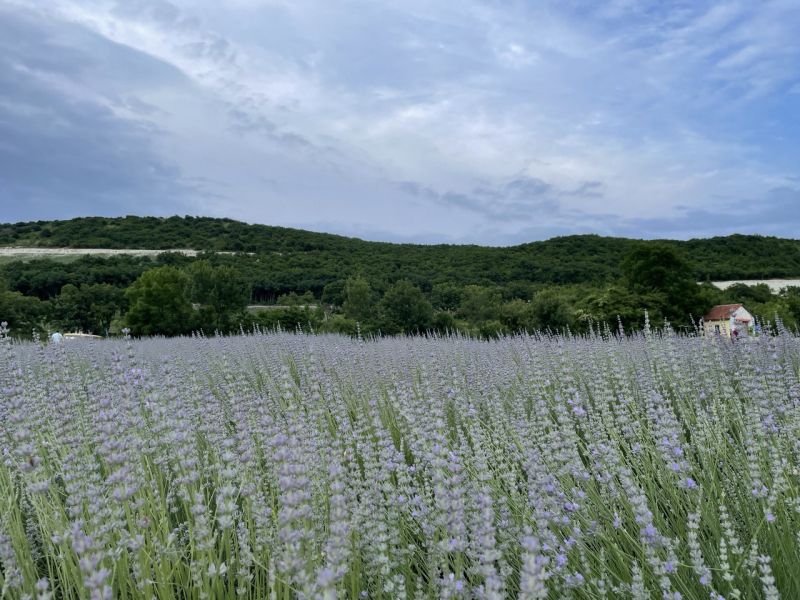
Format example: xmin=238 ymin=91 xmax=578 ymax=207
xmin=2 ymin=0 xmax=800 ymax=242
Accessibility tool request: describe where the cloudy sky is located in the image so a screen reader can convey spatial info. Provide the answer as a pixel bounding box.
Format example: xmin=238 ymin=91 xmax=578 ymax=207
xmin=1 ymin=0 xmax=799 ymax=244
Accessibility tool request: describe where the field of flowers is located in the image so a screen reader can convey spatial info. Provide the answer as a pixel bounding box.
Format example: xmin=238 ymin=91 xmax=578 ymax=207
xmin=1 ymin=325 xmax=799 ymax=599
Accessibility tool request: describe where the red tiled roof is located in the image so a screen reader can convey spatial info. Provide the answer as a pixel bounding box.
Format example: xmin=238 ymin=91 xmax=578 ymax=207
xmin=704 ymin=304 xmax=743 ymax=321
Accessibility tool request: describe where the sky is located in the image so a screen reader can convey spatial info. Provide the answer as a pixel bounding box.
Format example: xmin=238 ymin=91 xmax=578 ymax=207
xmin=1 ymin=0 xmax=799 ymax=245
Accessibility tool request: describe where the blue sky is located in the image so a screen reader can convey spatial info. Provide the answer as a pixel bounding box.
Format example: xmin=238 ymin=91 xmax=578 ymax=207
xmin=1 ymin=0 xmax=799 ymax=244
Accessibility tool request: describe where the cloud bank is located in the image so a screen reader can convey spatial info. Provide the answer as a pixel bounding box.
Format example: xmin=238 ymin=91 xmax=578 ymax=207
xmin=1 ymin=0 xmax=799 ymax=244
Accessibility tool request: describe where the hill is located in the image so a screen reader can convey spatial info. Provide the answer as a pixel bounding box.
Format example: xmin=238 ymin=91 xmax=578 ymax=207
xmin=2 ymin=216 xmax=800 ymax=288
xmin=4 ymin=216 xmax=800 ymax=339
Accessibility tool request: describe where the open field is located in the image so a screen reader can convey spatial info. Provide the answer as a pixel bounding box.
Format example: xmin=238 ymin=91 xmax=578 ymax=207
xmin=711 ymin=280 xmax=800 ymax=293
xmin=1 ymin=330 xmax=799 ymax=598
xmin=0 ymin=247 xmax=201 ymax=265
xmin=0 ymin=248 xmax=252 ymax=264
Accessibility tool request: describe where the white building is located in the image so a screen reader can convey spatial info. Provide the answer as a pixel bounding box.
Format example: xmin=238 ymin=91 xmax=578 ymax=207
xmin=703 ymin=304 xmax=755 ymax=338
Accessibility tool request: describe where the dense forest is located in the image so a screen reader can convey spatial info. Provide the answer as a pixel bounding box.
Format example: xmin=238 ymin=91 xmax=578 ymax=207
xmin=1 ymin=216 xmax=800 ymax=338
xmin=4 ymin=216 xmax=800 ymax=281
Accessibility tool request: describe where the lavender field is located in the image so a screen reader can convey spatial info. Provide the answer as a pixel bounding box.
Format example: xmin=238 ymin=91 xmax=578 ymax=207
xmin=1 ymin=327 xmax=799 ymax=599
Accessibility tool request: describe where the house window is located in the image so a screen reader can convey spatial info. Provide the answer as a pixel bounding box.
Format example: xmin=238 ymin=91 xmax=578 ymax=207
xmin=714 ymin=325 xmax=720 ymax=333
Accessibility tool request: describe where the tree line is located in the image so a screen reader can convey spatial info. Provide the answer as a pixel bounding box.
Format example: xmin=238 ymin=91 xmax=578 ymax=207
xmin=3 ymin=242 xmax=800 ymax=339
xmin=5 ymin=217 xmax=800 ymax=289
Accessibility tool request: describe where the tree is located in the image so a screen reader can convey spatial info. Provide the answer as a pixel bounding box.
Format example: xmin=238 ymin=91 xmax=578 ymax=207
xmin=321 ymin=281 xmax=346 ymax=306
xmin=431 ymin=283 xmax=463 ymax=311
xmin=724 ymin=283 xmax=773 ymax=304
xmin=186 ymin=261 xmax=249 ymax=332
xmin=85 ymin=283 xmax=127 ymax=334
xmin=51 ymin=284 xmax=83 ymax=332
xmin=253 ymin=306 xmax=323 ymax=332
xmin=530 ymin=289 xmax=573 ymax=331
xmin=320 ymin=314 xmax=358 ymax=336
xmin=458 ymin=285 xmax=502 ymax=323
xmin=622 ymin=244 xmax=694 ymax=293
xmin=276 ymin=291 xmax=315 ymax=306
xmin=499 ymin=299 xmax=534 ymax=332
xmin=380 ymin=281 xmax=433 ymax=334
xmin=124 ymin=266 xmax=194 ymax=336
xmin=51 ymin=283 xmax=126 ymax=334
xmin=575 ymin=284 xmax=653 ymax=331
xmin=478 ymin=319 xmax=507 ymax=338
xmin=0 ymin=279 xmax=45 ymax=339
xmin=783 ymin=287 xmax=800 ymax=325
xmin=432 ymin=310 xmax=457 ymax=333
xmin=621 ymin=243 xmax=702 ymax=325
xmin=342 ymin=275 xmax=376 ymax=324
xmin=502 ymin=280 xmax=538 ymax=301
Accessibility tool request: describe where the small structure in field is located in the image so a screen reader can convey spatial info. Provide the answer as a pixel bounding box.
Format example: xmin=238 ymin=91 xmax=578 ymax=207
xmin=63 ymin=332 xmax=103 ymax=341
xmin=703 ymin=304 xmax=754 ymax=338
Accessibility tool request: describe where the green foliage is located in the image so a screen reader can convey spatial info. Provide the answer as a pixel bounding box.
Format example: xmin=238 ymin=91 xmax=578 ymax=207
xmin=6 ymin=218 xmax=800 ymax=294
xmin=783 ymin=287 xmax=800 ymax=324
xmin=342 ymin=275 xmax=375 ymax=323
xmin=320 ymin=313 xmax=359 ymax=335
xmin=458 ymin=285 xmax=502 ymax=323
xmin=431 ymin=282 xmax=463 ymax=311
xmin=0 ymin=255 xmax=151 ymax=299
xmin=186 ymin=261 xmax=249 ymax=332
xmin=501 ymin=280 xmax=538 ymax=301
xmin=477 ymin=319 xmax=507 ymax=338
xmin=499 ymin=298 xmax=534 ymax=332
xmin=275 ymin=291 xmax=316 ymax=306
xmin=51 ymin=283 xmax=126 ymax=334
xmin=124 ymin=266 xmax=194 ymax=336
xmin=576 ymin=284 xmax=651 ymax=331
xmin=432 ymin=310 xmax=457 ymax=333
xmin=380 ymin=280 xmax=433 ymax=334
xmin=530 ymin=289 xmax=574 ymax=331
xmin=0 ymin=279 xmax=45 ymax=339
xmin=621 ymin=243 xmax=705 ymax=325
xmin=321 ymin=280 xmax=346 ymax=306
xmin=723 ymin=282 xmax=773 ymax=304
xmin=5 ymin=216 xmax=800 ymax=338
xmin=622 ymin=243 xmax=694 ymax=293
xmin=252 ymin=306 xmax=323 ymax=333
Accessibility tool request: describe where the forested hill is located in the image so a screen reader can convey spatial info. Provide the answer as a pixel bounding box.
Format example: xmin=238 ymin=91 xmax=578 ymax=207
xmin=2 ymin=215 xmax=800 ymax=283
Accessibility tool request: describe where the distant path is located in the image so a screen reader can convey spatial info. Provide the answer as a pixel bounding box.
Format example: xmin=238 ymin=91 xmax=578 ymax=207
xmin=711 ymin=279 xmax=800 ymax=293
xmin=0 ymin=247 xmax=200 ymax=257
xmin=0 ymin=247 xmax=248 ymax=260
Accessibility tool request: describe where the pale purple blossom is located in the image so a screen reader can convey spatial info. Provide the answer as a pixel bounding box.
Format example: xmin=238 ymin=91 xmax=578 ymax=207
xmin=0 ymin=326 xmax=798 ymax=597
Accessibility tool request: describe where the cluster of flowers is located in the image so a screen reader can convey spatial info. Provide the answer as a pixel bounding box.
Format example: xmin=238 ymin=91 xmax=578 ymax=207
xmin=0 ymin=326 xmax=798 ymax=599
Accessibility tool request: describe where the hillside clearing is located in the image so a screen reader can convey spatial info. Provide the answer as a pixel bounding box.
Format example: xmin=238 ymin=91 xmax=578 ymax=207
xmin=710 ymin=279 xmax=800 ymax=293
xmin=0 ymin=247 xmax=248 ymax=263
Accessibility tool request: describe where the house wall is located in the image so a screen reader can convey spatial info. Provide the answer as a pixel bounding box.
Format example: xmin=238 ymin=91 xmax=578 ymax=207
xmin=704 ymin=319 xmax=730 ymax=336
